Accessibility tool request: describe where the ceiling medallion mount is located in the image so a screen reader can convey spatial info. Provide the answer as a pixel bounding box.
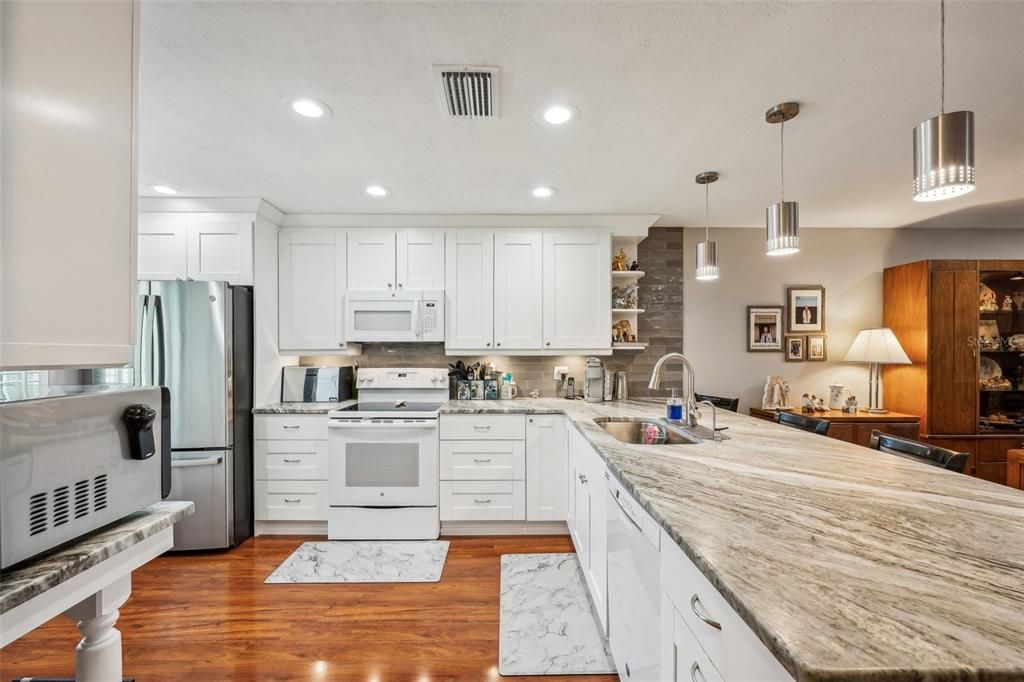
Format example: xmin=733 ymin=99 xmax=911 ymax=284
xmin=765 ymin=102 xmax=800 ymax=124
xmin=695 ymin=171 xmax=719 ymax=185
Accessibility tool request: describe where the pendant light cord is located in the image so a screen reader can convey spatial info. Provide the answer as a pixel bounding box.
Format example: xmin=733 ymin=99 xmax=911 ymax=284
xmin=780 ymin=120 xmax=785 ymax=202
xmin=704 ymin=182 xmax=710 ymax=242
xmin=940 ymin=0 xmax=945 ymax=114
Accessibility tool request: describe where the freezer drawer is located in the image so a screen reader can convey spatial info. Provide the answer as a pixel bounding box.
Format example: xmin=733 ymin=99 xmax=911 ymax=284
xmin=167 ymin=451 xmax=230 ymax=550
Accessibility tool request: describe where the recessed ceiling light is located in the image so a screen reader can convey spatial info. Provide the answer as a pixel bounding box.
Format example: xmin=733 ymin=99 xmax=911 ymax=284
xmin=541 ymin=104 xmax=577 ymax=125
xmin=532 ymin=186 xmax=556 ymax=198
xmin=288 ymin=97 xmax=331 ymax=119
xmin=150 ymin=184 xmax=179 ymax=195
xmin=365 ymin=185 xmax=390 ymax=197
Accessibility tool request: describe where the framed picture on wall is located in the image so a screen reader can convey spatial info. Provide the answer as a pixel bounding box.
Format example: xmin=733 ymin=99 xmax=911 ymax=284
xmin=785 ymin=335 xmax=805 ymax=361
xmin=747 ymin=306 xmax=784 ymax=352
xmin=807 ymin=334 xmax=828 ymax=361
xmin=787 ymin=285 xmax=826 ymax=333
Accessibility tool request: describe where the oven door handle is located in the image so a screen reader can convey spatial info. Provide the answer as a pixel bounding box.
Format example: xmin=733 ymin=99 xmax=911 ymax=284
xmin=328 ymin=420 xmax=438 ymax=430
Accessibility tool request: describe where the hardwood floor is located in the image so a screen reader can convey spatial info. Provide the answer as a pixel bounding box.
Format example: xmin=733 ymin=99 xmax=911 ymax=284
xmin=0 ymin=535 xmax=618 ymax=682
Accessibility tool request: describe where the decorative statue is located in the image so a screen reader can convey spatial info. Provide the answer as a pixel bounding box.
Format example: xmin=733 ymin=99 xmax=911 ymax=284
xmin=979 ymin=283 xmax=999 ymax=311
xmin=761 ymin=376 xmax=791 ymax=409
xmin=800 ymin=393 xmax=813 ymax=413
xmin=629 ymin=260 xmax=640 ymax=271
xmin=612 ymin=248 xmax=628 ymax=271
xmin=1013 ymin=291 xmax=1024 ymax=311
xmin=624 ymin=283 xmax=639 ymax=309
xmin=1002 ymin=295 xmax=1014 ymax=311
xmin=811 ymin=395 xmax=828 ymax=412
xmin=612 ymin=286 xmax=627 ymax=309
xmin=612 ymin=319 xmax=634 ymax=343
xmin=843 ymin=394 xmax=858 ymax=413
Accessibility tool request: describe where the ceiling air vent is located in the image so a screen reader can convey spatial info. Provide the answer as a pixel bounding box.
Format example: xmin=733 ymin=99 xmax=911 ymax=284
xmin=433 ymin=65 xmax=500 ymax=119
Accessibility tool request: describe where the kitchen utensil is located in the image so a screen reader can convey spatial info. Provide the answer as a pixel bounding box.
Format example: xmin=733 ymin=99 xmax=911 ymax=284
xmin=615 ymin=371 xmax=629 ymax=400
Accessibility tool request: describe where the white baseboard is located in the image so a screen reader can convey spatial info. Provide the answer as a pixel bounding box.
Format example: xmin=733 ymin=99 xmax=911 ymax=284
xmin=255 ymin=520 xmax=327 ymax=536
xmin=440 ymin=520 xmax=569 ymax=536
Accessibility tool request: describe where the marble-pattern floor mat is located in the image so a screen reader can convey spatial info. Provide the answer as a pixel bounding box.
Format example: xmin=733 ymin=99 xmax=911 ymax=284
xmin=499 ymin=553 xmax=616 ymax=676
xmin=265 ymin=540 xmax=449 ymax=583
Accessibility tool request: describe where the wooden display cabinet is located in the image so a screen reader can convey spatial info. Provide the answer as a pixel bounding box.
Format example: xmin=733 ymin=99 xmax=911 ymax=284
xmin=883 ymin=259 xmax=1024 ymax=486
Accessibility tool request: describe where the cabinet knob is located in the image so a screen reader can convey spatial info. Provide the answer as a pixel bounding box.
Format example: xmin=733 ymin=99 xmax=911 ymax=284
xmin=486 ymin=342 xmax=491 ymax=347
xmin=398 ymin=282 xmax=403 ymax=288
xmin=545 ymin=342 xmax=551 ymax=347
xmin=496 ymin=342 xmax=501 ymax=347
xmin=387 ymin=282 xmax=393 ymax=288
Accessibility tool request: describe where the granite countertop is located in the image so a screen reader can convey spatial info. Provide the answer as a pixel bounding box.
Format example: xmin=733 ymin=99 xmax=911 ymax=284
xmin=0 ymin=501 xmax=194 ymax=614
xmin=442 ymin=398 xmax=1024 ymax=681
xmin=253 ymin=400 xmax=356 ymax=414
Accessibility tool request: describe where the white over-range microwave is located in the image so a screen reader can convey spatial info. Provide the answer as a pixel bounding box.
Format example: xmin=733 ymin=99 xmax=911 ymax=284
xmin=344 ymin=289 xmax=445 ymax=343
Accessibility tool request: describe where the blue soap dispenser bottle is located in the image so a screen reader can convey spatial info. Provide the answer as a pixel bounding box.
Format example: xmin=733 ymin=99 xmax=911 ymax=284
xmin=667 ymin=388 xmax=683 ymax=422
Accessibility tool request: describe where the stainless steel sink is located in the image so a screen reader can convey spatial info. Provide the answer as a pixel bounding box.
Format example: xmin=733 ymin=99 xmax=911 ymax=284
xmin=593 ymin=417 xmax=702 ymax=445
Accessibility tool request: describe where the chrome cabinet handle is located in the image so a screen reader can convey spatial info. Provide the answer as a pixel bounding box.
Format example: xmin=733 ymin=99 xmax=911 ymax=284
xmin=473 ymin=425 xmax=491 ymax=430
xmin=690 ymin=594 xmax=722 ymax=630
xmin=282 ymin=458 xmax=301 ymax=463
xmin=283 ymin=498 xmax=301 ymax=503
xmin=473 ymin=498 xmax=492 ymax=504
xmin=282 ymin=425 xmax=301 ymax=430
xmin=690 ymin=661 xmax=706 ymax=682
xmin=473 ymin=458 xmax=492 ymax=463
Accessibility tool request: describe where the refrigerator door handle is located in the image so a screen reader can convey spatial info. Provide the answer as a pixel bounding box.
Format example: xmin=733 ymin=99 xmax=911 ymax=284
xmin=139 ymin=294 xmax=154 ymax=386
xmin=134 ymin=293 xmax=148 ymax=385
xmin=153 ymin=294 xmax=166 ymax=386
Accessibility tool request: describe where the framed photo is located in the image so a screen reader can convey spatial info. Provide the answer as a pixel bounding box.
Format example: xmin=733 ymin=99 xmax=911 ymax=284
xmin=787 ymin=285 xmax=825 ymax=333
xmin=785 ymin=335 xmax=805 ymax=362
xmin=807 ymin=335 xmax=827 ymax=361
xmin=747 ymin=306 xmax=783 ymax=352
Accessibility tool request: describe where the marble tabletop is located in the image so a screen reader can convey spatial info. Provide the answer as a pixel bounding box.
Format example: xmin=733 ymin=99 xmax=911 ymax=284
xmin=442 ymin=398 xmax=1024 ymax=681
xmin=0 ymin=501 xmax=194 ymax=614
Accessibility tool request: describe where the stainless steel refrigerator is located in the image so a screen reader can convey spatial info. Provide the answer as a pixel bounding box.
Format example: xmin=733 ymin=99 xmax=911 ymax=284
xmin=135 ymin=280 xmax=253 ymax=550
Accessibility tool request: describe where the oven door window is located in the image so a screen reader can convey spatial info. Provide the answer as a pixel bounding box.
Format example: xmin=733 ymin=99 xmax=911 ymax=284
xmin=345 ymin=443 xmax=419 ymax=487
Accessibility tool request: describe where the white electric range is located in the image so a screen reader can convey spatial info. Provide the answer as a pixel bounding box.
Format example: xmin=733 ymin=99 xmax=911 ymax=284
xmin=326 ymin=367 xmax=448 ymax=540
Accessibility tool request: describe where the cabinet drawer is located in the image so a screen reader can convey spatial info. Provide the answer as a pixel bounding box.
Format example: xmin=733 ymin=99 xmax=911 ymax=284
xmin=440 ymin=480 xmax=525 ymax=521
xmin=255 ymin=480 xmax=327 ymax=521
xmin=440 ymin=440 xmax=525 ymax=480
xmin=673 ymin=607 xmax=724 ymax=682
xmin=254 ymin=440 xmax=327 ymax=480
xmin=660 ymin=530 xmax=792 ymax=681
xmin=254 ymin=415 xmax=328 ymax=440
xmin=440 ymin=414 xmax=526 ymax=441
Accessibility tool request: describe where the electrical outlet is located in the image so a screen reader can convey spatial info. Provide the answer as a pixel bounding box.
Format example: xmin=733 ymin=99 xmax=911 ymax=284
xmin=553 ymin=365 xmax=568 ymax=381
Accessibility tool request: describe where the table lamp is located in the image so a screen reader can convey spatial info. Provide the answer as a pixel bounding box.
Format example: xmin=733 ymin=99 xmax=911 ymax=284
xmin=843 ymin=328 xmax=911 ymax=413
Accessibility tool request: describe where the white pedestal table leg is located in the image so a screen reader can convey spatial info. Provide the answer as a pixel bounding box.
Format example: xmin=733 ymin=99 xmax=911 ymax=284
xmin=63 ymin=575 xmax=132 ymax=682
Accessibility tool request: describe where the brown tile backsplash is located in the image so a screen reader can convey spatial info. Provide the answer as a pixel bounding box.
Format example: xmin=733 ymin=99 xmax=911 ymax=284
xmin=301 ymin=227 xmax=683 ymax=398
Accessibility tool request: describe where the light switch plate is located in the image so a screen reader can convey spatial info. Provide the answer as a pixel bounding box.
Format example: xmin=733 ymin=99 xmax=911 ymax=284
xmin=552 ymin=365 xmax=568 ymax=380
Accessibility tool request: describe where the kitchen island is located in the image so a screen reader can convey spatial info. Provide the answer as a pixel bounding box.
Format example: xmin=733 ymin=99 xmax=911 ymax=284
xmin=442 ymin=398 xmax=1024 ymax=681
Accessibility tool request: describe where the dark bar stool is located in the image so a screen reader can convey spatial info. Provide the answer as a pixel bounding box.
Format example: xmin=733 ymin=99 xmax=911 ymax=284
xmin=868 ymin=430 xmax=968 ymax=473
xmin=694 ymin=393 xmax=739 ymax=413
xmin=774 ymin=410 xmax=830 ymax=435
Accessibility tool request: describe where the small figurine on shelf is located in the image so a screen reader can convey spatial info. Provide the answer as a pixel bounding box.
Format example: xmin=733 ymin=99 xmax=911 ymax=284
xmin=843 ymin=394 xmax=858 ymax=414
xmin=612 ymin=319 xmax=633 ymax=344
xmin=812 ymin=395 xmax=828 ymax=412
xmin=979 ymin=283 xmax=999 ymax=311
xmin=612 ymin=249 xmax=629 ymax=271
xmin=1002 ymin=295 xmax=1015 ymax=311
xmin=761 ymin=375 xmax=791 ymax=409
xmin=629 ymin=260 xmax=640 ymax=271
xmin=800 ymin=393 xmax=813 ymax=413
xmin=612 ymin=286 xmax=627 ymax=309
xmin=624 ymin=283 xmax=639 ymax=309
xmin=1013 ymin=291 xmax=1024 ymax=311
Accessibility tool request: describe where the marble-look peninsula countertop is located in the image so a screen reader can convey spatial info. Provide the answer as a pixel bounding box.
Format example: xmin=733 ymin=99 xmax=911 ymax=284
xmin=442 ymin=398 xmax=1024 ymax=681
xmin=253 ymin=400 xmax=356 ymax=414
xmin=0 ymin=501 xmax=194 ymax=614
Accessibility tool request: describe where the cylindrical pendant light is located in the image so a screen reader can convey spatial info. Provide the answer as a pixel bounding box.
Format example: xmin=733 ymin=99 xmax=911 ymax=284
xmin=765 ymin=102 xmax=800 ymax=256
xmin=913 ymin=0 xmax=975 ymax=202
xmin=695 ymin=171 xmax=719 ymax=281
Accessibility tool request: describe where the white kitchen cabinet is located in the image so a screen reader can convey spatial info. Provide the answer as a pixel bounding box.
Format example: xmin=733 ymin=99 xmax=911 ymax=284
xmin=137 ymin=216 xmax=188 ymax=280
xmin=397 ymin=229 xmax=445 ymax=290
xmin=347 ymin=230 xmax=397 ymax=290
xmin=186 ymin=219 xmax=254 ymax=285
xmin=138 ymin=214 xmax=253 ymax=285
xmin=542 ymin=231 xmax=611 ymax=350
xmin=526 ymin=415 xmax=568 ymax=521
xmin=254 ymin=415 xmax=330 ymax=526
xmin=494 ymin=231 xmax=544 ymax=350
xmin=278 ymin=229 xmax=350 ymax=352
xmin=568 ymin=424 xmax=608 ymax=632
xmin=1 ymin=0 xmax=139 ymax=369
xmin=445 ymin=230 xmax=494 ymax=351
xmin=660 ymin=593 xmax=725 ymax=682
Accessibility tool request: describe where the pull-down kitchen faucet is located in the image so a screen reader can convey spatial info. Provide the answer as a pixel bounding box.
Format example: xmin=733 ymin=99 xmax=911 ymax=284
xmin=648 ymin=353 xmax=699 ymax=427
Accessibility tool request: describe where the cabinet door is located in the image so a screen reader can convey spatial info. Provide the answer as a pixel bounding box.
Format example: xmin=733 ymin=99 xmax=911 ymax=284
xmin=978 ymin=438 xmax=1023 ymax=486
xmin=396 ymin=229 xmax=444 ymax=290
xmin=278 ymin=230 xmax=348 ymax=351
xmin=542 ymin=231 xmax=611 ymax=349
xmin=1 ymin=0 xmax=138 ymax=369
xmin=587 ymin=450 xmax=608 ymax=632
xmin=494 ymin=231 xmax=543 ymax=350
xmin=569 ymin=429 xmax=592 ymax=568
xmin=137 ymin=215 xmax=188 ymax=280
xmin=186 ymin=219 xmax=254 ymax=285
xmin=526 ymin=415 xmax=568 ymax=520
xmin=348 ymin=230 xmax=397 ymax=289
xmin=929 ymin=269 xmax=978 ymax=434
xmin=444 ymin=231 xmax=494 ymax=350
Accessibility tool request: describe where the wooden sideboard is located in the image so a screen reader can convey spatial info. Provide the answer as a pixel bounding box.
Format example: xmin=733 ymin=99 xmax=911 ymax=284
xmin=749 ymin=407 xmax=921 ymax=448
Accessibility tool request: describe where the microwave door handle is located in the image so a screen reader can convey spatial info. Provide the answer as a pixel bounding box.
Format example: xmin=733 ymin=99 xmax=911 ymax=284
xmin=153 ymin=294 xmax=166 ymax=386
xmin=413 ymin=300 xmax=422 ymax=340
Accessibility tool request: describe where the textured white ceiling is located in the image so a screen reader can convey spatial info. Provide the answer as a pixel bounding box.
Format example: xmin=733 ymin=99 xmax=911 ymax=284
xmin=138 ymin=0 xmax=1024 ymax=228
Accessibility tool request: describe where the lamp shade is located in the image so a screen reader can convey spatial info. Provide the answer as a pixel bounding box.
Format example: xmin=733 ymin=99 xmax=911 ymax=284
xmin=843 ymin=328 xmax=911 ymax=364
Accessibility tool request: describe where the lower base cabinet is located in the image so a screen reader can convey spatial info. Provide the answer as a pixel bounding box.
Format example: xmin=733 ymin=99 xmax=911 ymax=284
xmin=661 ymin=593 xmax=724 ymax=682
xmin=254 ymin=416 xmax=328 ymax=523
xmin=567 ymin=425 xmax=608 ymax=633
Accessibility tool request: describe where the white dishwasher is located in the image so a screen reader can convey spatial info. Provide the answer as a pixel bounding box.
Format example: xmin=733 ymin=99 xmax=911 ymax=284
xmin=606 ymin=473 xmax=661 ymax=681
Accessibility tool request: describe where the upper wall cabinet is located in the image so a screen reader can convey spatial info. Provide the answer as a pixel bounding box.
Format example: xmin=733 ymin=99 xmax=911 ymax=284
xmin=279 ymin=229 xmax=350 ymax=352
xmin=1 ymin=0 xmax=140 ymax=369
xmin=543 ymin=231 xmax=611 ymax=350
xmin=347 ymin=229 xmax=444 ymax=291
xmin=138 ymin=214 xmax=254 ymax=285
xmin=494 ymin=231 xmax=543 ymax=350
xmin=445 ymin=231 xmax=494 ymax=351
